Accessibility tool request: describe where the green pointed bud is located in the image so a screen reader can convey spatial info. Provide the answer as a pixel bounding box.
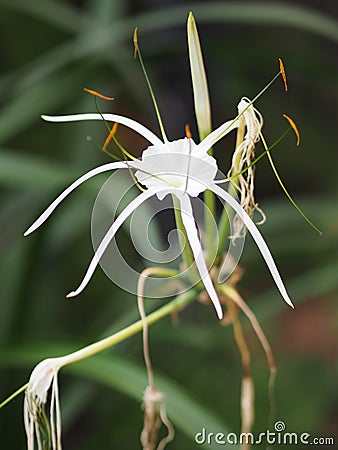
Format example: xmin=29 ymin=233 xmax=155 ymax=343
xmin=187 ymin=12 xmax=212 ymax=141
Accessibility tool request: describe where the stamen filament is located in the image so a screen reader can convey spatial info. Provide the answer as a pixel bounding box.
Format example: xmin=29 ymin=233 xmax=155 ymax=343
xmin=260 ymin=131 xmax=322 ymax=235
xmin=111 ymin=134 xmax=136 ymax=161
xmin=111 ymin=133 xmax=145 ymax=192
xmin=90 ymin=95 xmax=136 ymax=161
xmin=206 ymin=69 xmax=285 ymax=148
xmin=133 ymin=28 xmax=168 ymax=142
xmin=215 ymin=128 xmax=291 ymax=184
xmin=87 ymin=97 xmax=144 ymax=193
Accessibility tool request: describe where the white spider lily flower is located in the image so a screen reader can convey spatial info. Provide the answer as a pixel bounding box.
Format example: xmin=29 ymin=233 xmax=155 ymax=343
xmin=24 ymin=358 xmax=64 ymax=450
xmin=25 ymin=109 xmax=294 ymax=319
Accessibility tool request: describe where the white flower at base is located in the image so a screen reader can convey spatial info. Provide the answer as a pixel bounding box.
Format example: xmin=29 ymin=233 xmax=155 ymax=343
xmin=24 ymin=358 xmax=64 ymax=450
xmin=24 ymin=98 xmax=294 ymax=321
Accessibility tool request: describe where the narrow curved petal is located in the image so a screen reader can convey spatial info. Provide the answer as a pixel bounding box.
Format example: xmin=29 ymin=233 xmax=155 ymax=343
xmin=196 ymin=118 xmax=239 ymax=154
xmin=66 ymin=188 xmax=161 ymax=298
xmin=42 ymin=113 xmax=163 ymax=146
xmin=209 ymin=183 xmax=294 ymax=308
xmin=178 ymin=194 xmax=223 ymax=319
xmin=24 ymin=161 xmax=128 ymax=236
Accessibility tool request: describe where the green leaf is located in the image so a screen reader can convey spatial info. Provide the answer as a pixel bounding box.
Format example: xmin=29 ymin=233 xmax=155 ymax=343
xmin=0 ymin=149 xmax=73 ymax=188
xmin=3 ymin=2 xmax=338 ymax=96
xmin=0 ymin=0 xmax=86 ymax=32
xmin=0 ymin=70 xmax=86 ymax=144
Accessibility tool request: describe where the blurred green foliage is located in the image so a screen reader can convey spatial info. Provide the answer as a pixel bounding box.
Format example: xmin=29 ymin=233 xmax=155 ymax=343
xmin=0 ymin=1 xmax=337 ymax=449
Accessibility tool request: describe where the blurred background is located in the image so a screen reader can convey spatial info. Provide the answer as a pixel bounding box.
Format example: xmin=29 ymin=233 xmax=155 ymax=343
xmin=0 ymin=0 xmax=337 ymax=448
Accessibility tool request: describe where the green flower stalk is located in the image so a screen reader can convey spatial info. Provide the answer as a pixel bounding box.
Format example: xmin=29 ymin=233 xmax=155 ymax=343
xmin=187 ymin=12 xmax=216 ymax=265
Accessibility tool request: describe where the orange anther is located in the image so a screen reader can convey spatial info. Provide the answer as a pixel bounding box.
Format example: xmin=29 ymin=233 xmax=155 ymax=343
xmin=83 ymin=88 xmax=114 ymax=101
xmin=283 ymin=114 xmax=300 ymax=146
xmin=278 ymin=58 xmax=288 ymax=92
xmin=103 ymin=123 xmax=119 ymax=150
xmin=185 ymin=124 xmax=192 ymax=139
xmin=133 ymin=28 xmax=139 ymax=59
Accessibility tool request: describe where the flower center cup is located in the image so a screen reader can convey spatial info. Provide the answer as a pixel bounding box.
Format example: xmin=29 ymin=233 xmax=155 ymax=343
xmin=130 ymin=138 xmax=218 ymax=200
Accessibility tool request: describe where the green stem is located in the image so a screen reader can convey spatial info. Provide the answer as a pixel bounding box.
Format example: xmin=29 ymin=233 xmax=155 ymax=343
xmin=61 ymin=288 xmax=197 ymax=367
xmin=187 ymin=12 xmax=215 ymax=263
xmin=134 ymin=31 xmax=167 ymax=142
xmin=0 ymin=383 xmax=29 ymax=409
xmin=0 ymin=289 xmax=199 ymax=408
xmin=203 ymin=189 xmax=216 ymax=265
xmin=217 ymin=128 xmax=291 ymax=185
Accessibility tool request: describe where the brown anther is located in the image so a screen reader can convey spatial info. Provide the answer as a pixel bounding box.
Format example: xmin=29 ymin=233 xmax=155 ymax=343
xmin=133 ymin=27 xmax=139 ymax=59
xmin=278 ymin=58 xmax=288 ymax=92
xmin=103 ymin=123 xmax=119 ymax=150
xmin=283 ymin=114 xmax=300 ymax=146
xmin=83 ymin=88 xmax=114 ymax=101
xmin=185 ymin=123 xmax=192 ymax=139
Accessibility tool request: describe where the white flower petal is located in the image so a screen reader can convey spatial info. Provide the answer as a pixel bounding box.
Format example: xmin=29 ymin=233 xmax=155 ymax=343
xmin=178 ymin=194 xmax=223 ymax=319
xmin=24 ymin=398 xmax=34 ymax=450
xmin=66 ymin=188 xmax=161 ymax=298
xmin=50 ymin=374 xmax=62 ymax=450
xmin=196 ymin=118 xmax=239 ymax=154
xmin=209 ymin=183 xmax=294 ymax=308
xmin=42 ymin=113 xmax=163 ymax=146
xmin=25 ymin=358 xmax=64 ymax=450
xmin=24 ymin=161 xmax=128 ymax=236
